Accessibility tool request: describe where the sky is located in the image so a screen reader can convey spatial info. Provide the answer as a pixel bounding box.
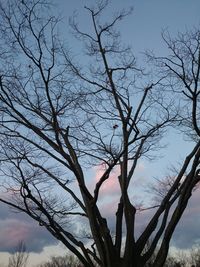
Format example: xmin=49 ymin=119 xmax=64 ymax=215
xmin=0 ymin=0 xmax=200 ymax=266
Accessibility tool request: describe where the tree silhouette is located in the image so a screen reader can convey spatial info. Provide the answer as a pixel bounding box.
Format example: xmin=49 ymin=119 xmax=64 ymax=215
xmin=0 ymin=1 xmax=199 ymax=266
xmin=8 ymin=242 xmax=29 ymax=267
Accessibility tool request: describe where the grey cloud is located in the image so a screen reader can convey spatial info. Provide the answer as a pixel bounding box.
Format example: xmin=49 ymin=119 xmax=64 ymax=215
xmin=1 ymin=188 xmax=200 ymax=254
xmin=171 ymin=190 xmax=200 ymax=249
xmin=100 ymin=189 xmax=200 ymax=250
xmin=135 ymin=190 xmax=200 ymax=249
xmin=0 ymin=204 xmax=57 ymax=253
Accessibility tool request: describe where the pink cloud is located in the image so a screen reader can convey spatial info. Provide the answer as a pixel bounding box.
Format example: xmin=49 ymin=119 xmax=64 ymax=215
xmin=0 ymin=219 xmax=31 ymax=249
xmin=85 ymin=161 xmax=148 ymax=225
xmin=94 ymin=164 xmax=120 ymax=198
xmin=100 ymin=198 xmax=119 ymax=217
xmin=90 ymin=161 xmax=146 ymax=198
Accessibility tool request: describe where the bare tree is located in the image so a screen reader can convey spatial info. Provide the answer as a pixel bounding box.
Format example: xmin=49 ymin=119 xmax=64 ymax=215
xmin=188 ymin=245 xmax=200 ymax=267
xmin=0 ymin=1 xmax=199 ymax=267
xmin=145 ymin=29 xmax=200 ymax=265
xmin=8 ymin=242 xmax=29 ymax=267
xmin=37 ymin=255 xmax=83 ymax=267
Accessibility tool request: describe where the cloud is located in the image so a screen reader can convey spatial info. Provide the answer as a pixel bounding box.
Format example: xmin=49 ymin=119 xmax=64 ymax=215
xmin=86 ymin=161 xmax=150 ymax=234
xmin=0 ymin=204 xmax=56 ymax=253
xmin=90 ymin=161 xmax=200 ymax=251
xmin=171 ymin=189 xmax=200 ymax=249
xmin=0 ymin=243 xmax=67 ymax=266
xmin=91 ymin=161 xmax=146 ymax=200
xmin=134 ymin=188 xmax=200 ymax=249
xmin=1 ymin=162 xmax=199 ymax=256
xmin=0 ymin=219 xmax=30 ymax=249
xmin=92 ymin=164 xmax=120 ymax=198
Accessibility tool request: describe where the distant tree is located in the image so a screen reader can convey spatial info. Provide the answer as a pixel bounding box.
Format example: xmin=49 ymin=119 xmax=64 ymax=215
xmin=190 ymin=246 xmax=200 ymax=267
xmin=0 ymin=1 xmax=199 ymax=267
xmin=8 ymin=242 xmax=29 ymax=267
xmin=37 ymin=255 xmax=83 ymax=267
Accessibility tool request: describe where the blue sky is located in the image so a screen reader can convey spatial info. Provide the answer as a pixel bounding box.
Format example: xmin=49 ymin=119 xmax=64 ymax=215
xmin=57 ymin=0 xmax=200 ymax=53
xmin=0 ymin=0 xmax=200 ymax=265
